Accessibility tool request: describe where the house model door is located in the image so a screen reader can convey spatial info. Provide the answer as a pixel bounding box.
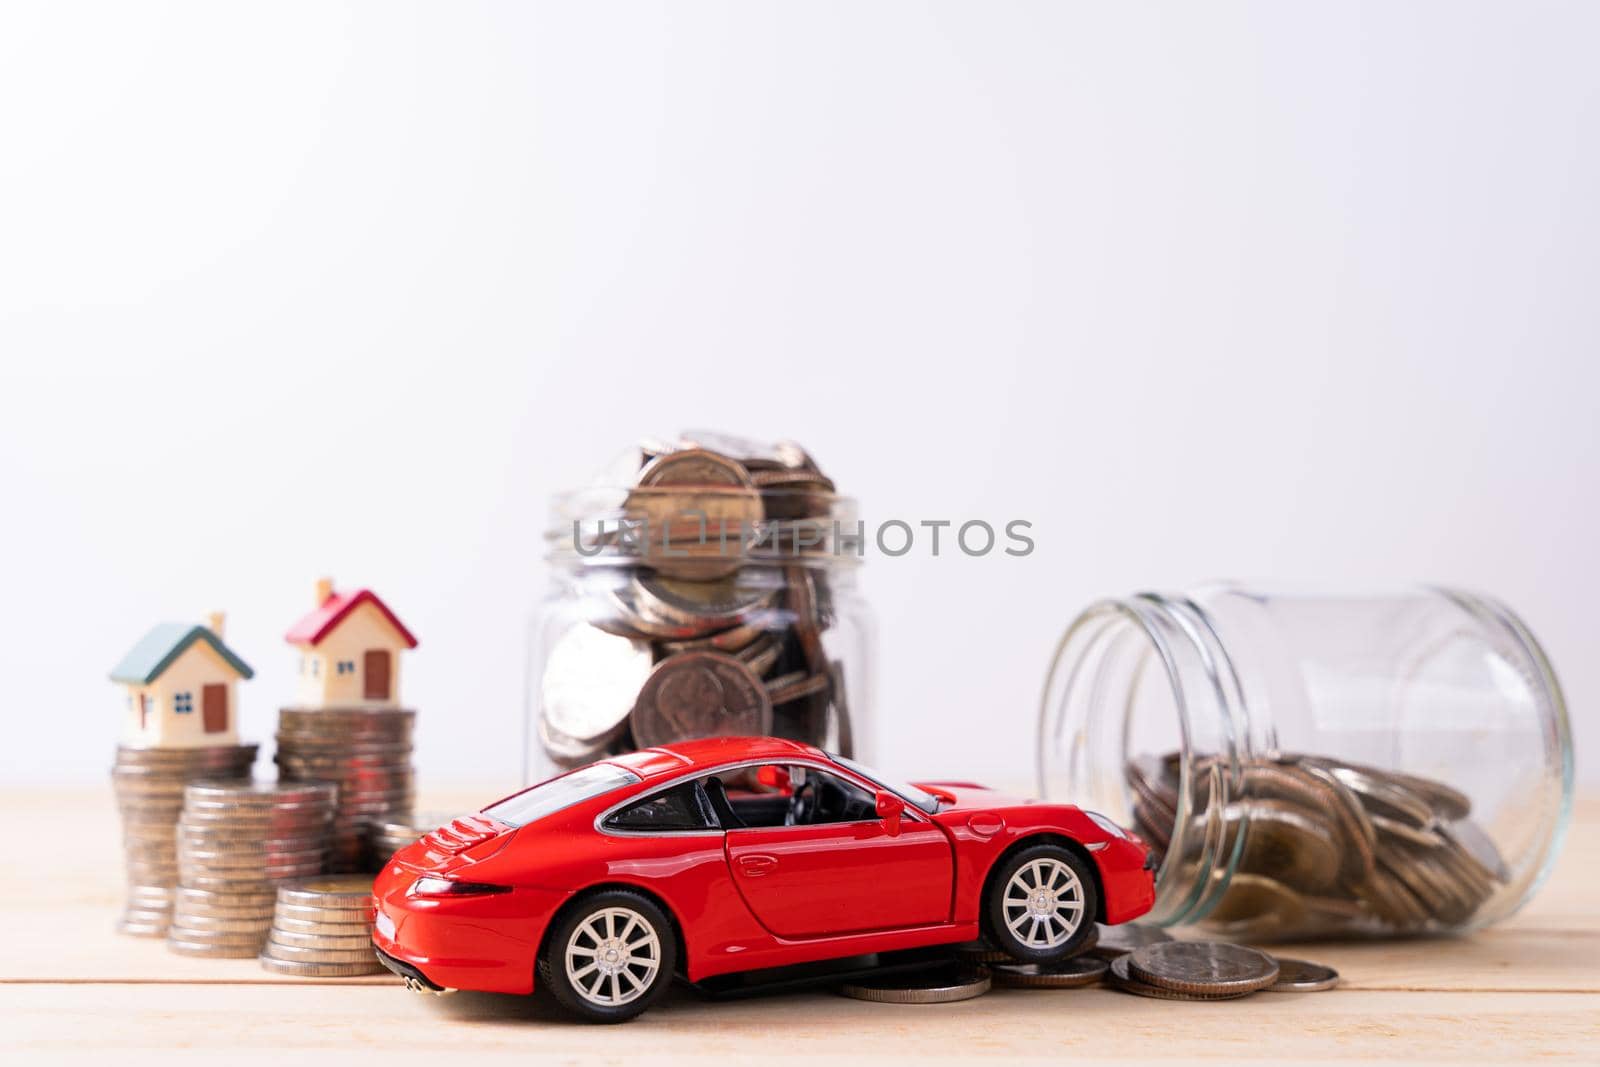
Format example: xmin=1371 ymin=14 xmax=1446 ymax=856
xmin=202 ymin=684 xmax=228 ymax=733
xmin=363 ymin=650 xmax=391 ymax=701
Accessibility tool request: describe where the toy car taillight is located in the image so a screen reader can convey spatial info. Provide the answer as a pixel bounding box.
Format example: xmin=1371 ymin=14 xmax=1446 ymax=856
xmin=409 ymin=876 xmax=512 ymax=898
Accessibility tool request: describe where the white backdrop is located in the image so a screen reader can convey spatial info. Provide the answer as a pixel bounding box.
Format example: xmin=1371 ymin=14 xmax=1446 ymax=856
xmin=1 ymin=2 xmax=1594 ymax=793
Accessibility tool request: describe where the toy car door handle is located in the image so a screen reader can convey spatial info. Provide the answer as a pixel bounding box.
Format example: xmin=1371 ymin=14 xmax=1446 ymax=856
xmin=737 ymin=854 xmax=778 ymax=877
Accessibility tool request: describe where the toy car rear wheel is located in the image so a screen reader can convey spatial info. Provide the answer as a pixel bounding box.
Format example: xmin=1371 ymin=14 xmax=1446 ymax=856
xmin=538 ymin=889 xmax=677 ymax=1023
xmin=982 ymin=843 xmax=1098 ymax=963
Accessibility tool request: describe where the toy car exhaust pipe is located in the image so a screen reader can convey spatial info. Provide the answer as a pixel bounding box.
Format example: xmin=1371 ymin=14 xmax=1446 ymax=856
xmin=401 ymin=974 xmax=457 ymax=996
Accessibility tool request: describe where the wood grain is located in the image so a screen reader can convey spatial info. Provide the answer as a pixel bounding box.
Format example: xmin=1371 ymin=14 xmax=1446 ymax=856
xmin=2 ymin=785 xmax=1595 ymax=1061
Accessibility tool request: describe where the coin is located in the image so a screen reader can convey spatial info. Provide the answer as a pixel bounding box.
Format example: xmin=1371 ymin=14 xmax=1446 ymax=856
xmin=630 ymin=650 xmax=773 ymax=749
xmin=1106 ymin=955 xmax=1254 ymax=1001
xmin=168 ymin=913 xmax=274 ymax=933
xmin=541 ymin=624 xmax=654 ymax=745
xmin=633 ymin=570 xmax=775 ymax=633
xmin=268 ymin=915 xmax=375 ymax=937
xmin=258 ymin=955 xmax=387 ymax=978
xmin=167 ymin=925 xmax=270 ymax=947
xmin=1131 ymin=750 xmax=1506 ymax=937
xmin=168 ymin=938 xmax=263 ymax=959
xmin=1128 ymin=941 xmax=1279 ymax=996
xmin=260 ymin=942 xmax=378 ymax=964
xmin=274 ymin=902 xmax=373 ymax=925
xmin=1089 ymin=922 xmax=1173 ymax=959
xmin=1267 ymin=957 xmax=1340 ymax=992
xmin=1231 ymin=799 xmax=1343 ymax=893
xmin=625 ymin=448 xmax=762 ymax=579
xmin=951 ymin=939 xmax=1012 ymax=964
xmin=269 ymin=929 xmax=377 ymax=950
xmin=990 ymin=957 xmax=1109 ymax=989
xmin=276 ymin=875 xmax=375 ymax=908
xmin=838 ymin=963 xmax=991 ymax=1004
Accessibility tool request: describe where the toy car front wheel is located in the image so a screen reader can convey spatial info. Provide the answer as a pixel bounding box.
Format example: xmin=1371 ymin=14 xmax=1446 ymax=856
xmin=983 ymin=843 xmax=1098 ymax=963
xmin=538 ymin=890 xmax=677 ymax=1023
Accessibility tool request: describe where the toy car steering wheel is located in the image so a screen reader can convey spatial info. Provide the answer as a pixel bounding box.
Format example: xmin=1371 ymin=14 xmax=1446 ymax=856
xmin=785 ymin=779 xmax=819 ymax=826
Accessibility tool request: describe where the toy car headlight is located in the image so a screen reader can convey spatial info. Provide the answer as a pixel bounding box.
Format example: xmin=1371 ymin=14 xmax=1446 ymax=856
xmin=410 ymin=875 xmax=511 ymax=898
xmin=1085 ymin=811 xmax=1129 ymax=840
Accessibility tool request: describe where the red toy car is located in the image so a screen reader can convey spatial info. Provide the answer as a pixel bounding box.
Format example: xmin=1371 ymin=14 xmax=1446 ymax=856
xmin=372 ymin=736 xmax=1154 ymax=1021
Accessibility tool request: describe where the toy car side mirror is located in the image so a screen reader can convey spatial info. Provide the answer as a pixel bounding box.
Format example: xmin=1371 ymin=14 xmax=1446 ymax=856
xmin=874 ymin=790 xmax=903 ymax=836
xmin=757 ymin=765 xmax=792 ymax=791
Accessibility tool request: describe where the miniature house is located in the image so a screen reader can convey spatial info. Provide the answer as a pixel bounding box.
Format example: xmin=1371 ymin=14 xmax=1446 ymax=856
xmin=110 ymin=613 xmax=253 ymax=748
xmin=286 ymin=578 xmax=418 ymax=709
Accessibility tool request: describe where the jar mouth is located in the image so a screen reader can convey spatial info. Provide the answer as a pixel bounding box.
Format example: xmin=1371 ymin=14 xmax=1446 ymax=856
xmin=1039 ymin=595 xmax=1251 ymax=926
xmin=546 ymin=487 xmax=864 ymax=569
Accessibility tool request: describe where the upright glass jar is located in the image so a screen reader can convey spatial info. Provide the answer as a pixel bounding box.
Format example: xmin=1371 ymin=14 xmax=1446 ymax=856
xmin=524 ymin=434 xmax=874 ymax=785
xmin=1039 ymin=585 xmax=1572 ymax=938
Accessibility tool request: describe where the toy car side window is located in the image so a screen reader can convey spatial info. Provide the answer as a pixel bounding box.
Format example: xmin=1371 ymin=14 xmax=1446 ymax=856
xmin=603 ymin=781 xmax=718 ymax=832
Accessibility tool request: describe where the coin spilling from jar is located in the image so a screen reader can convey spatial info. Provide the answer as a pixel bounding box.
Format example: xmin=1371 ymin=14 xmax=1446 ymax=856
xmin=1125 ymin=752 xmax=1511 ymax=936
xmin=540 ymin=432 xmax=858 ymax=768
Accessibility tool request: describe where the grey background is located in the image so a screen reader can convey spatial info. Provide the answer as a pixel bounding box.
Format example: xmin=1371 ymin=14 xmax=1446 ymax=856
xmin=1 ymin=2 xmax=1593 ymax=789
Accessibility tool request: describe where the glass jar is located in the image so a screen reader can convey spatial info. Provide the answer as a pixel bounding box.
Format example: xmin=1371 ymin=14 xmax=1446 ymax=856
xmin=524 ymin=434 xmax=874 ymax=784
xmin=1039 ymin=585 xmax=1572 ymax=938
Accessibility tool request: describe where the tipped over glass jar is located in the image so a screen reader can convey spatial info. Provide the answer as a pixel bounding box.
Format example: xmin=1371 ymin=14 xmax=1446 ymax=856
xmin=1038 ymin=585 xmax=1572 ymax=939
xmin=525 ymin=432 xmax=873 ymax=783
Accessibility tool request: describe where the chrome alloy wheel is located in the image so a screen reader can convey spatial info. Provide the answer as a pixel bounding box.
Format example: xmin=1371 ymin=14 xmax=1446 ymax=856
xmin=564 ymin=906 xmax=662 ymax=1007
xmin=1002 ymin=857 xmax=1085 ymax=949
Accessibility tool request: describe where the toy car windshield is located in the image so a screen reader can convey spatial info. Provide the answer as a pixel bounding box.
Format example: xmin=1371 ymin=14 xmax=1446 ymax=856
xmin=482 ymin=763 xmax=641 ymax=827
xmin=829 ymin=752 xmax=940 ymax=813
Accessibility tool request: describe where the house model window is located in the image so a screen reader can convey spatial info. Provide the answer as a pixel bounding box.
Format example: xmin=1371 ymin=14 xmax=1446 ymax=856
xmin=174 ymin=692 xmax=193 ymax=714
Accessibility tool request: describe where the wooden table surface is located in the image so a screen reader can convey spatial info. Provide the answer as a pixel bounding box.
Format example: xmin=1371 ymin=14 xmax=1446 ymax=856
xmin=2 ymin=785 xmax=1595 ymax=1064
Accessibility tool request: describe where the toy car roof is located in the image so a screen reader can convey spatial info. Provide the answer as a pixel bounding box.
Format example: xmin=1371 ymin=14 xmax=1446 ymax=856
xmin=613 ymin=736 xmax=826 ymax=778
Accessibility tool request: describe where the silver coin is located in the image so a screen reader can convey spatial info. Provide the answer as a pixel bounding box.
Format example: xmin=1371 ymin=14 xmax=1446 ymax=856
xmin=838 ymin=963 xmax=991 ymax=1004
xmin=167 ymin=913 xmax=274 ymax=933
xmin=1267 ymin=956 xmax=1340 ymax=992
xmin=989 ymin=957 xmax=1109 ymax=989
xmin=1128 ymin=941 xmax=1280 ymax=996
xmin=1106 ymin=955 xmax=1255 ymax=1001
xmin=276 ymin=875 xmax=375 ymax=908
xmin=166 ymin=925 xmax=270 ymax=947
xmin=167 ymin=938 xmax=262 ymax=959
xmin=269 ymin=928 xmax=376 ymax=951
xmin=258 ymin=955 xmax=386 ymax=978
xmin=268 ymin=915 xmax=375 ymax=937
xmin=274 ymin=902 xmax=373 ymax=925
xmin=632 ymin=570 xmax=775 ymax=631
xmin=259 ymin=941 xmax=378 ymax=964
xmin=1089 ymin=922 xmax=1173 ymax=959
xmin=541 ymin=624 xmax=655 ymax=744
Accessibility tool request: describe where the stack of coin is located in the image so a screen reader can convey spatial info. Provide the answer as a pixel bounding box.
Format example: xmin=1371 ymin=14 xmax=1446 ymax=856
xmin=368 ymin=811 xmax=454 ymax=866
xmin=542 ymin=432 xmax=857 ymax=768
xmin=261 ymin=875 xmax=385 ymax=977
xmin=167 ymin=781 xmax=336 ymax=958
xmin=1127 ymin=751 xmax=1510 ymax=936
xmin=112 ymin=743 xmax=257 ymax=936
xmin=1107 ymin=941 xmax=1282 ymax=1001
xmin=275 ymin=707 xmax=416 ymax=872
